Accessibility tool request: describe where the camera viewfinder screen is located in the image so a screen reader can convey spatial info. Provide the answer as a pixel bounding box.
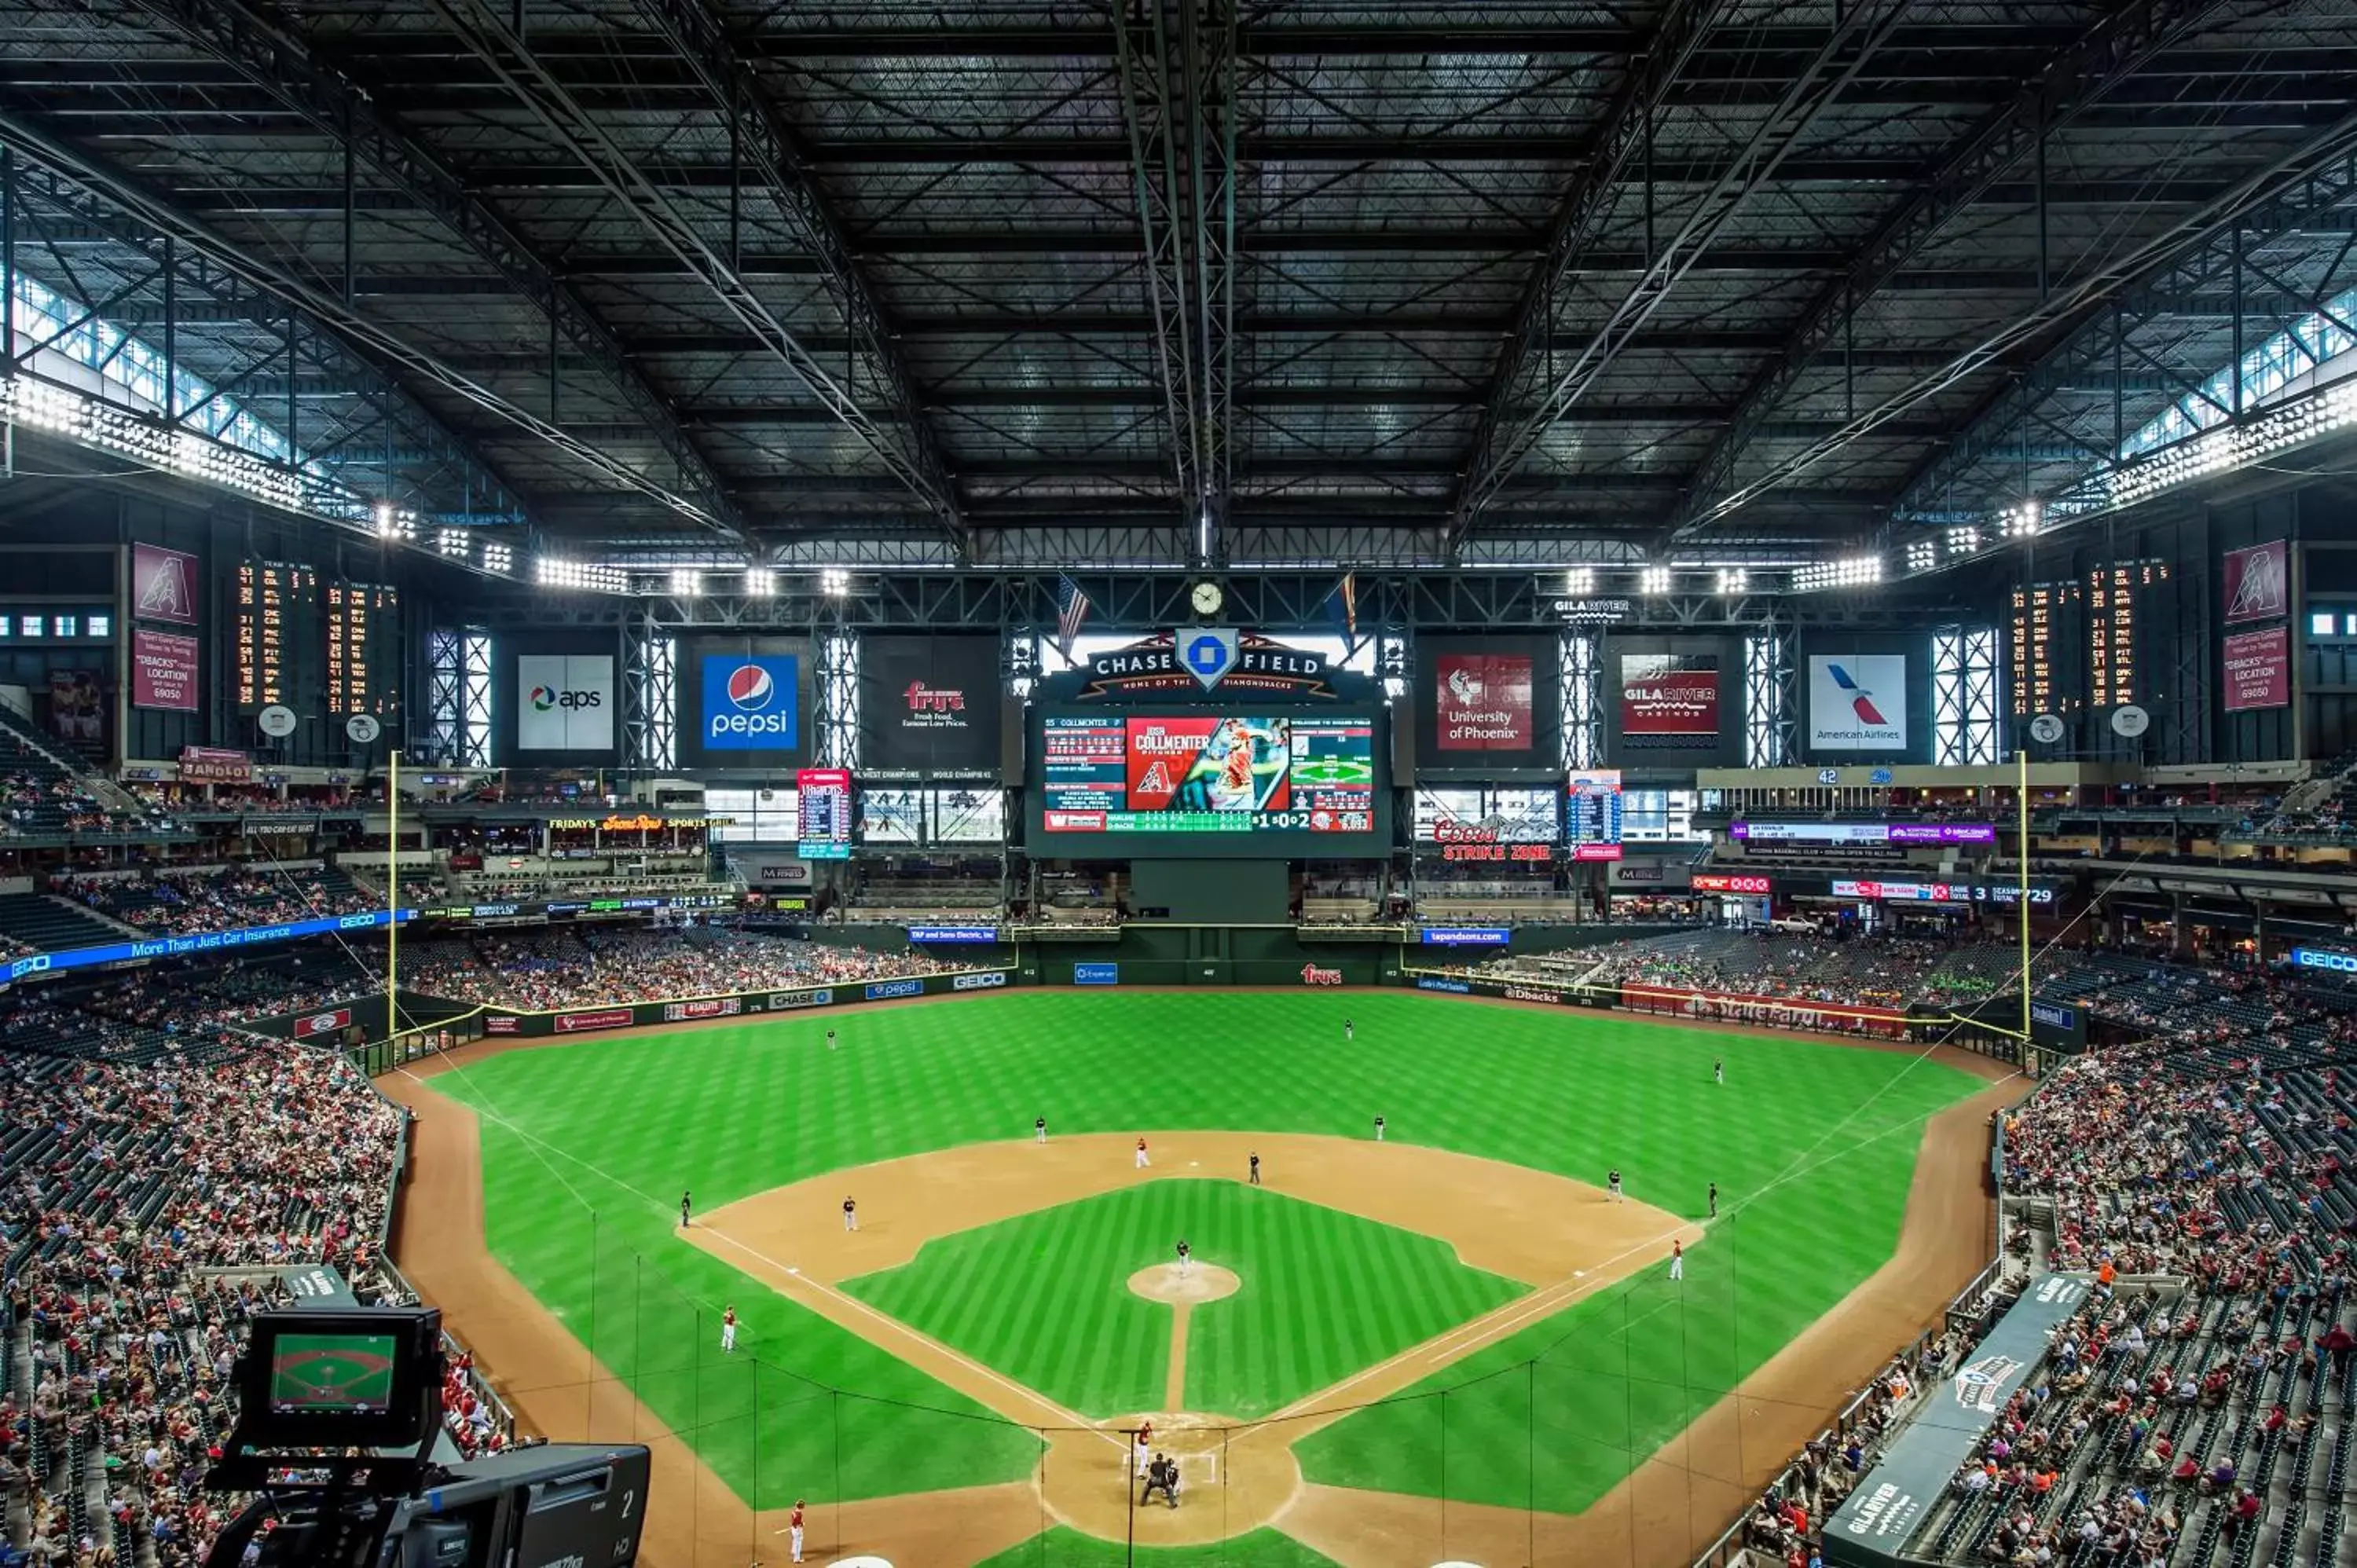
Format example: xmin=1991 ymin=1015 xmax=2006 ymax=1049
xmin=268 ymin=1332 xmax=399 ymax=1415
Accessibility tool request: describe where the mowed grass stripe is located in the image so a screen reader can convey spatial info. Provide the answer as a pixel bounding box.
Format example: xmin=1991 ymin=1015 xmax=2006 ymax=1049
xmin=973 ymin=1526 xmax=1343 ymax=1568
xmin=843 ymin=1181 xmax=1522 ymax=1421
xmin=434 ymin=991 xmax=1983 ymax=1504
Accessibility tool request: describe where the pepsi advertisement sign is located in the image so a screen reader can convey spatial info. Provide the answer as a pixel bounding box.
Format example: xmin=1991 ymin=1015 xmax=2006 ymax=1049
xmin=1420 ymin=928 xmax=1511 ymax=947
xmin=865 ymin=978 xmax=925 ymax=1001
xmin=698 ymin=653 xmax=801 ymax=751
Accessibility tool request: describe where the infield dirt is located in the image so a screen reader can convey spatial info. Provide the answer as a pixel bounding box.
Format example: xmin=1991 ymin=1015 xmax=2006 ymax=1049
xmin=383 ymin=1012 xmax=2018 ymax=1567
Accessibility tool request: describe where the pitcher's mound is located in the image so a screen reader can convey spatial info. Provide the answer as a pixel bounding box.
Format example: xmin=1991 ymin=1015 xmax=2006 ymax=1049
xmin=1127 ymin=1261 xmax=1241 ymax=1304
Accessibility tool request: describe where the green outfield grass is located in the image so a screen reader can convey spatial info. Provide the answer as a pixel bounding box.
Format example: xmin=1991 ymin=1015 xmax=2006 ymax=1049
xmin=842 ymin=1181 xmax=1523 ymax=1418
xmin=973 ymin=1528 xmax=1343 ymax=1568
xmin=424 ymin=989 xmax=1984 ymax=1521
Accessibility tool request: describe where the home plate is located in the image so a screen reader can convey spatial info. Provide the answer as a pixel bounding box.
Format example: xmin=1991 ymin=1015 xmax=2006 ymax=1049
xmin=788 ymin=1267 xmax=801 ymax=1277
xmin=1574 ymin=1269 xmax=1586 ymax=1277
xmin=1189 ymin=1160 xmax=1200 ymax=1167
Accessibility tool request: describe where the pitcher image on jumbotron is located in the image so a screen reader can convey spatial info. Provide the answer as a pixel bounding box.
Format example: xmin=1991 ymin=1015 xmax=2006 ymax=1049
xmin=1125 ymin=717 xmax=1292 ymax=814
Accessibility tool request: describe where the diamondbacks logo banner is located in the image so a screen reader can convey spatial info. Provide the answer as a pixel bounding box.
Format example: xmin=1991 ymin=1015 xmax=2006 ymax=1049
xmin=131 ymin=544 xmax=200 ymax=626
xmin=2223 ymin=539 xmax=2287 ymax=625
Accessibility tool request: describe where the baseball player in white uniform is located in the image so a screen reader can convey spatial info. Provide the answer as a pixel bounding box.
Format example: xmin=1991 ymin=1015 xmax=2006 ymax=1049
xmin=1176 ymin=1239 xmax=1191 ymax=1278
xmin=841 ymin=1196 xmax=858 ymax=1232
xmin=1669 ymin=1240 xmax=1684 ymax=1280
xmin=1608 ymin=1167 xmax=1623 ymax=1202
xmin=1135 ymin=1137 xmax=1151 ymax=1169
xmin=720 ymin=1306 xmax=737 ymax=1354
xmin=1036 ymin=1116 xmax=1047 ymax=1144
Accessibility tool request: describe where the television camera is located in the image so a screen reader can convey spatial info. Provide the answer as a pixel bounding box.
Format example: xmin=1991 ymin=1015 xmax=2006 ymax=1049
xmin=202 ymin=1307 xmax=648 ymax=1568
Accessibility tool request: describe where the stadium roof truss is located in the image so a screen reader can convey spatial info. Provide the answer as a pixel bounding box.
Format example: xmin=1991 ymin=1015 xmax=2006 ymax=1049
xmin=2 ymin=0 xmax=2357 ymax=577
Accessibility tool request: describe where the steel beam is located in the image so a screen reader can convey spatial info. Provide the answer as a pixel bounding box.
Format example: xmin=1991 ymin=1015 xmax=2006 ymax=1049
xmin=112 ymin=0 xmax=748 ymax=544
xmin=421 ymin=0 xmax=963 ymax=550
xmin=1448 ymin=0 xmax=1914 ymax=551
xmin=1113 ymin=0 xmax=1239 ymax=565
xmin=1670 ymin=0 xmax=2238 ymax=543
xmin=0 ymin=146 xmax=548 ymax=527
xmin=621 ymin=0 xmax=966 ymax=553
xmin=1892 ymin=143 xmax=2357 ymax=524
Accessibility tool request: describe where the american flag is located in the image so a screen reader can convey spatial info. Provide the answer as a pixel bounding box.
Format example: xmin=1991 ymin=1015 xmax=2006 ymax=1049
xmin=1054 ymin=573 xmax=1091 ymax=655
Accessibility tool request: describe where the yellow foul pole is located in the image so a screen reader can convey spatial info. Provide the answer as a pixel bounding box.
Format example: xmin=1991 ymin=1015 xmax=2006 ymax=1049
xmin=387 ymin=748 xmax=401 ymax=1044
xmin=2018 ymin=748 xmax=2032 ymax=1050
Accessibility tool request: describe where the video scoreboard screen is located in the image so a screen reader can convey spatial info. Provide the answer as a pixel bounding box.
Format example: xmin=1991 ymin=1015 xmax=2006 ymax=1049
xmin=795 ymin=767 xmax=853 ymax=859
xmin=1039 ymin=713 xmax=1379 ymax=844
xmin=1567 ymin=770 xmax=1625 ymax=862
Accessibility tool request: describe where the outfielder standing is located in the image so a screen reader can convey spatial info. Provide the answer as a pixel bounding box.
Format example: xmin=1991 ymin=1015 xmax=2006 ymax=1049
xmin=1374 ymin=1115 xmax=1386 ymax=1141
xmin=1036 ymin=1116 xmax=1047 ymax=1145
xmin=841 ymin=1196 xmax=858 ymax=1233
xmin=1344 ymin=1017 xmax=1354 ymax=1042
xmin=1714 ymin=1058 xmax=1724 ymax=1085
xmin=1669 ymin=1240 xmax=1684 ymax=1281
xmin=1708 ymin=1181 xmax=1718 ymax=1218
xmin=827 ymin=1028 xmax=837 ymax=1051
xmin=720 ymin=1305 xmax=737 ymax=1354
xmin=679 ymin=1189 xmax=692 ymax=1229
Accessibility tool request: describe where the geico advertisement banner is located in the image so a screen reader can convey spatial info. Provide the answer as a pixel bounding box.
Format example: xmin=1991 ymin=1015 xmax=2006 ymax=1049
xmin=516 ymin=654 xmax=614 ymax=751
xmin=1807 ymin=655 xmax=1907 ymax=751
xmin=953 ymin=970 xmax=1009 ymax=991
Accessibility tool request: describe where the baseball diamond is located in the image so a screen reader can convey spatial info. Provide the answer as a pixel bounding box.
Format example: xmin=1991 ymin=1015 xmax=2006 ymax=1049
xmin=385 ymin=988 xmax=2011 ymax=1565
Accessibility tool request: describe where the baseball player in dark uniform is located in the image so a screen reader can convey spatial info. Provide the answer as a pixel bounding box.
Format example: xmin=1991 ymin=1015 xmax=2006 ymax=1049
xmin=1607 ymin=1167 xmax=1623 ymax=1203
xmin=1248 ymin=1151 xmax=1261 ymax=1185
xmin=1175 ymin=1238 xmax=1191 ymax=1279
xmin=1035 ymin=1116 xmax=1047 ymax=1144
xmin=1374 ymin=1115 xmax=1385 ymax=1141
xmin=680 ymin=1189 xmax=692 ymax=1228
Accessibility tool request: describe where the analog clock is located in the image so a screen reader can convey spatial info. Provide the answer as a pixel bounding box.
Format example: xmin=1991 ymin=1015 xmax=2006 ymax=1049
xmin=1190 ymin=580 xmax=1224 ymax=616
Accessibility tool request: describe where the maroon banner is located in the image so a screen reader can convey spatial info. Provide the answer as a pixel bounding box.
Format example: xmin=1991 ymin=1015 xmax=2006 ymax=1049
xmin=1434 ymin=653 xmax=1532 ymax=751
xmin=130 ymin=543 xmax=199 ymax=625
xmin=2223 ymin=626 xmax=2289 ymax=712
xmin=1618 ymin=658 xmax=1721 ymax=737
xmin=292 ymin=1007 xmax=351 ymax=1039
xmin=178 ymin=745 xmax=251 ymax=783
xmin=662 ymin=996 xmax=743 ymax=1023
xmin=555 ymin=1007 xmax=635 ymax=1034
xmin=2223 ymin=540 xmax=2288 ymax=625
xmin=1620 ymin=983 xmax=1911 ymax=1039
xmin=131 ymin=628 xmax=200 ymax=712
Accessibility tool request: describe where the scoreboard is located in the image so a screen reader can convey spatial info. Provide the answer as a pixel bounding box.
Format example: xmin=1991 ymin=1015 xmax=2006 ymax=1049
xmin=235 ymin=562 xmax=317 ymax=713
xmin=236 ymin=560 xmax=401 ymax=725
xmin=326 ymin=583 xmax=401 ymax=716
xmin=1567 ymin=770 xmax=1626 ymax=861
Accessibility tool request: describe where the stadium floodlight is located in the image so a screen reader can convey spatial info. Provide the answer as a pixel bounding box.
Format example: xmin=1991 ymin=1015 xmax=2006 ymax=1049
xmin=2000 ymin=500 xmax=2041 ymax=538
xmin=1563 ymin=567 xmax=1596 ymax=595
xmin=481 ymin=541 xmax=513 ymax=575
xmin=1714 ymin=567 xmax=1748 ymax=595
xmin=1906 ymin=539 xmax=1938 ymax=573
xmin=437 ymin=529 xmax=471 ymax=559
xmin=535 ymin=557 xmax=628 ymax=593
xmin=1945 ymin=526 xmax=1981 ymax=558
xmin=669 ymin=568 xmax=703 ymax=597
xmin=373 ymin=506 xmax=416 ymax=543
xmin=744 ymin=566 xmax=777 ymax=597
xmin=819 ymin=566 xmax=852 ymax=596
xmin=1639 ymin=565 xmax=1673 ymax=595
xmin=1792 ymin=554 xmax=1883 ymax=592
